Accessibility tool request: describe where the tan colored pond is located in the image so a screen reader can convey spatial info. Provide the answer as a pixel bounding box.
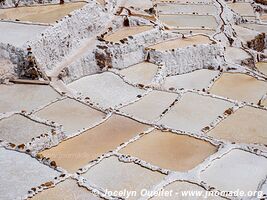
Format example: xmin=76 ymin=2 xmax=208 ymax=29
xmin=119 ymin=62 xmax=158 ymax=85
xmin=262 ymin=98 xmax=267 ymax=107
xmin=208 ymin=106 xmax=267 ymax=145
xmin=0 ymin=2 xmax=86 ymax=23
xmin=96 ymin=0 xmax=105 ymax=6
xmin=124 ymin=0 xmax=153 ymax=10
xmin=256 ymin=62 xmax=267 ymax=75
xmin=40 ymin=114 xmax=150 ymax=172
xmin=148 ymin=35 xmax=212 ymax=51
xmin=31 ymin=179 xmax=101 ymax=200
xmin=104 ymin=26 xmax=153 ymax=42
xmin=210 ymin=73 xmax=267 ymax=103
xmin=159 ymin=14 xmax=217 ymax=29
xmin=261 ymin=14 xmax=267 ymax=22
xmin=82 ymin=156 xmax=165 ymax=200
xmin=158 ymin=92 xmax=234 ymax=133
xmin=120 ymin=130 xmax=217 ymax=171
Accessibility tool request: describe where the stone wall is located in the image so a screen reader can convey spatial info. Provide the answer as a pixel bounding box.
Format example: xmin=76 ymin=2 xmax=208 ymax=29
xmin=30 ymin=1 xmax=112 ymax=71
xmin=94 ymin=27 xmax=177 ymax=70
xmin=58 ymin=16 xmax=124 ymax=83
xmin=54 ymin=14 xmax=155 ymax=83
xmin=255 ymin=0 xmax=267 ymax=5
xmin=0 ymin=43 xmax=25 ymax=65
xmin=0 ymin=43 xmax=25 ymax=82
xmin=147 ymin=43 xmax=225 ymax=75
xmin=60 ymin=45 xmax=100 ymax=83
xmin=247 ymin=32 xmax=266 ymax=52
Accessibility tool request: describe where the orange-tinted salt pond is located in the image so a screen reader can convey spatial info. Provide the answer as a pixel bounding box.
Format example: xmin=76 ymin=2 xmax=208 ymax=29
xmin=0 ymin=2 xmax=86 ymax=23
xmin=104 ymin=26 xmax=153 ymax=42
xmin=148 ymin=35 xmax=212 ymax=51
xmin=210 ymin=73 xmax=267 ymax=103
xmin=208 ymin=106 xmax=267 ymax=145
xmin=256 ymin=62 xmax=267 ymax=75
xmin=120 ymin=129 xmax=217 ymax=171
xmin=40 ymin=114 xmax=150 ymax=172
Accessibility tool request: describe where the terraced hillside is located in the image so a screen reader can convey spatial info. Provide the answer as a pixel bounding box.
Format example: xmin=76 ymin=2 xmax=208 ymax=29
xmin=0 ymin=0 xmax=267 ymax=199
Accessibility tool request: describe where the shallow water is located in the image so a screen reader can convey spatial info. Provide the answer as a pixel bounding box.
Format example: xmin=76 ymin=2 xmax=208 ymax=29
xmin=96 ymin=0 xmax=105 ymax=6
xmin=208 ymin=106 xmax=267 ymax=145
xmin=256 ymin=62 xmax=267 ymax=75
xmin=210 ymin=73 xmax=267 ymax=103
xmin=104 ymin=26 xmax=153 ymax=42
xmin=120 ymin=129 xmax=217 ymax=171
xmin=148 ymin=35 xmax=212 ymax=51
xmin=41 ymin=114 xmax=150 ymax=172
xmin=260 ymin=14 xmax=267 ymax=22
